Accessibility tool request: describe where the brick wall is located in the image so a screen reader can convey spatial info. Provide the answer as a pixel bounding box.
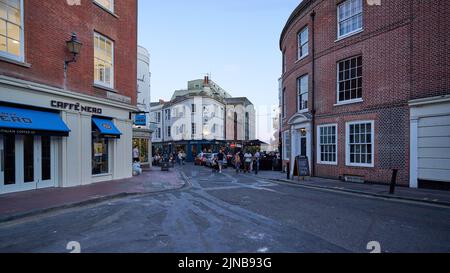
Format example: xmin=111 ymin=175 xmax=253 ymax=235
xmin=0 ymin=0 xmax=138 ymax=106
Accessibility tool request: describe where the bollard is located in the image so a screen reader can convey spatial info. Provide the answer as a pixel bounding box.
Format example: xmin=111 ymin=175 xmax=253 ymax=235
xmin=286 ymin=162 xmax=290 ymax=180
xmin=389 ymin=169 xmax=398 ymax=194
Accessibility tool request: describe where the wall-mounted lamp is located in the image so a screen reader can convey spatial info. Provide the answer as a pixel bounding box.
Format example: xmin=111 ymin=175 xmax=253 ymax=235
xmin=64 ymin=32 xmax=83 ymax=72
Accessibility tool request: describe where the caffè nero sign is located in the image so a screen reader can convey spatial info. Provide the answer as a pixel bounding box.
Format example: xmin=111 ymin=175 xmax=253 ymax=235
xmin=51 ymin=100 xmax=103 ymax=114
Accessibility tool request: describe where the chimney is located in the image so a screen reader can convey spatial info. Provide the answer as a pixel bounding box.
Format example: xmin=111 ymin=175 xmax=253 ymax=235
xmin=159 ymin=99 xmax=165 ymax=104
xmin=204 ymin=75 xmax=210 ymax=85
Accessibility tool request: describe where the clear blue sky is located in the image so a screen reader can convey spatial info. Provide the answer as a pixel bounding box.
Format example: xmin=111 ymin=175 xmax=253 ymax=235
xmin=138 ymin=0 xmax=300 ymax=142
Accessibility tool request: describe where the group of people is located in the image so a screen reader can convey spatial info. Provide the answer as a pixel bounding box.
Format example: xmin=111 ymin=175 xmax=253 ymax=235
xmin=207 ymin=149 xmax=262 ymax=174
xmin=233 ymin=150 xmax=262 ymax=174
xmin=152 ymin=150 xmax=187 ymax=166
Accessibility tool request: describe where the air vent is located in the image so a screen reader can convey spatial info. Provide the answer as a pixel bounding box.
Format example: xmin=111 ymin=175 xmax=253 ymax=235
xmin=344 ymin=175 xmax=365 ymax=184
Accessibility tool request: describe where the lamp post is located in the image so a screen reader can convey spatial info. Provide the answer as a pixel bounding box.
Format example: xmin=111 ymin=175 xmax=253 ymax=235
xmin=64 ymin=32 xmax=83 ymax=74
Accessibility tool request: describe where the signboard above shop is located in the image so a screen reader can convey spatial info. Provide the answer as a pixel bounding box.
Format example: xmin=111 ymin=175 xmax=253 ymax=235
xmin=134 ymin=114 xmax=147 ymax=126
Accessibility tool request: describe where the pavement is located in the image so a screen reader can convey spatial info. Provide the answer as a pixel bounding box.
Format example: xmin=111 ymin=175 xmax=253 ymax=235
xmin=0 ymin=164 xmax=448 ymax=253
xmin=0 ymin=166 xmax=186 ymax=223
xmin=253 ymin=170 xmax=450 ymax=207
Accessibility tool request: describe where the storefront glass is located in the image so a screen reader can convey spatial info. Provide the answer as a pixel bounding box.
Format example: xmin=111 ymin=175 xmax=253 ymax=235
xmin=41 ymin=136 xmax=51 ymax=181
xmin=92 ymin=133 xmax=109 ymax=175
xmin=23 ymin=135 xmax=34 ymax=183
xmin=133 ymin=138 xmax=149 ymax=163
xmin=4 ymin=135 xmax=15 ymax=185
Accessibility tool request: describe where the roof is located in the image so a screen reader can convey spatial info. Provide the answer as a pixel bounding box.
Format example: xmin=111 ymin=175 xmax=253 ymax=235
xmin=224 ymin=97 xmax=254 ymax=107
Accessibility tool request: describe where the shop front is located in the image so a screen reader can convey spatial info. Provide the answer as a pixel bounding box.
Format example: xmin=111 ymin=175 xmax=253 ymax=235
xmin=133 ymin=128 xmax=152 ymax=167
xmin=0 ymin=105 xmax=70 ymax=194
xmin=0 ymin=76 xmax=136 ymax=194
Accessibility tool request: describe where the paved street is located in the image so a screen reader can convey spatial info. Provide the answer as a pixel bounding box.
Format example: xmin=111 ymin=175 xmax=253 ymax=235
xmin=0 ymin=164 xmax=449 ymax=253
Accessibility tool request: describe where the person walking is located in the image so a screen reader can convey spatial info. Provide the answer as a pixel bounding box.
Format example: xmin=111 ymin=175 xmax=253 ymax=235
xmin=133 ymin=146 xmax=140 ymax=163
xmin=254 ymin=150 xmax=261 ymax=175
xmin=234 ymin=152 xmax=242 ymax=173
xmin=244 ymin=151 xmax=253 ymax=173
xmin=181 ymin=150 xmax=187 ymax=165
xmin=177 ymin=151 xmax=183 ymax=165
xmin=217 ymin=149 xmax=225 ymax=173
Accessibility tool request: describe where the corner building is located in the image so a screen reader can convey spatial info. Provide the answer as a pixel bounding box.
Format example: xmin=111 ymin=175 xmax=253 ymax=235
xmin=0 ymin=0 xmax=138 ymax=194
xmin=280 ymin=0 xmax=450 ymax=188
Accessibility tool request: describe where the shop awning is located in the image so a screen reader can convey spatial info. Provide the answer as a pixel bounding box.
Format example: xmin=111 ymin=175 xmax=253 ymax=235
xmin=0 ymin=105 xmax=70 ymax=136
xmin=92 ymin=117 xmax=122 ymax=138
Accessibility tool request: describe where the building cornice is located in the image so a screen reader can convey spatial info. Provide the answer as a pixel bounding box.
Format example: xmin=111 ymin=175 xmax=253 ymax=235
xmin=0 ymin=75 xmax=139 ymax=112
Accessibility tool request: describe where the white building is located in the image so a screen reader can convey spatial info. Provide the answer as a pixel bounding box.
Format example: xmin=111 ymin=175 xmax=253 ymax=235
xmin=151 ymin=76 xmax=256 ymax=161
xmin=132 ymin=46 xmax=152 ymax=166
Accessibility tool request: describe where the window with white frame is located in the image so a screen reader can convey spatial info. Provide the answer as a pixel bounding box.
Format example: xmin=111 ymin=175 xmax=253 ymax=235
xmin=191 ymin=104 xmax=196 ymax=113
xmin=0 ymin=0 xmax=23 ymax=60
xmin=94 ymin=0 xmax=114 ymax=13
xmin=338 ymin=0 xmax=363 ymax=38
xmin=346 ymin=121 xmax=374 ymax=167
xmin=167 ymin=126 xmax=171 ymax=137
xmin=156 ymin=112 xmax=161 ymax=123
xmin=318 ymin=125 xmax=337 ymax=164
xmin=297 ymin=75 xmax=309 ymax=111
xmin=156 ymin=128 xmax=161 ymax=139
xmin=282 ymin=50 xmax=286 ymax=74
xmin=94 ymin=33 xmax=114 ymax=88
xmin=282 ymin=88 xmax=286 ymax=118
xmin=164 ymin=109 xmax=171 ymax=121
xmin=338 ymin=56 xmax=362 ymax=102
xmin=297 ymin=27 xmax=309 ymax=59
xmin=283 ymin=131 xmax=291 ymax=160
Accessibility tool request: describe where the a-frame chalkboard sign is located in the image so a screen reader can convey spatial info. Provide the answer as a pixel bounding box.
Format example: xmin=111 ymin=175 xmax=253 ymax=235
xmin=293 ymin=156 xmax=310 ymax=180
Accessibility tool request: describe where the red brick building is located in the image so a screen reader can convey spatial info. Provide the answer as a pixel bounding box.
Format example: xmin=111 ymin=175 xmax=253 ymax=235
xmin=0 ymin=0 xmax=138 ymax=194
xmin=280 ymin=0 xmax=450 ymax=189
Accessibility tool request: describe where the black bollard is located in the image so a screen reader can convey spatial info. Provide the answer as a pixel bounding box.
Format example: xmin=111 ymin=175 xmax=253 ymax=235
xmin=389 ymin=169 xmax=398 ymax=194
xmin=286 ymin=162 xmax=290 ymax=180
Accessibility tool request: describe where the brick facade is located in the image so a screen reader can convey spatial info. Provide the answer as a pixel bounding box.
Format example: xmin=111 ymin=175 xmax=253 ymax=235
xmin=280 ymin=0 xmax=450 ymax=185
xmin=0 ymin=0 xmax=138 ymax=105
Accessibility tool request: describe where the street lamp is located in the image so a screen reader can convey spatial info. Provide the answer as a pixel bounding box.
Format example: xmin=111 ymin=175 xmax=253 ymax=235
xmin=64 ymin=32 xmax=83 ymax=72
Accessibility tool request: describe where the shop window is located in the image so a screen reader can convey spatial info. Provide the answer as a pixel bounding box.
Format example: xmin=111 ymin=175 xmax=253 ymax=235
xmin=41 ymin=136 xmax=51 ymax=181
xmin=92 ymin=133 xmax=109 ymax=175
xmin=133 ymin=138 xmax=149 ymax=164
xmin=4 ymin=134 xmax=15 ymax=185
xmin=23 ymin=135 xmax=34 ymax=183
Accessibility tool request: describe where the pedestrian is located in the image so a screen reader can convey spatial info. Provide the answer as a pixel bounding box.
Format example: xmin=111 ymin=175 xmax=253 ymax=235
xmin=133 ymin=146 xmax=140 ymax=163
xmin=244 ymin=151 xmax=253 ymax=173
xmin=254 ymin=150 xmax=261 ymax=175
xmin=181 ymin=151 xmax=187 ymax=165
xmin=217 ymin=149 xmax=225 ymax=173
xmin=178 ymin=151 xmax=183 ymax=165
xmin=234 ymin=152 xmax=242 ymax=173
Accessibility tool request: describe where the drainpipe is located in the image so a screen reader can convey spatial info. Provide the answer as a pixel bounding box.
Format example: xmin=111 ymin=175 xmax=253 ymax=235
xmin=310 ymin=10 xmax=316 ymax=177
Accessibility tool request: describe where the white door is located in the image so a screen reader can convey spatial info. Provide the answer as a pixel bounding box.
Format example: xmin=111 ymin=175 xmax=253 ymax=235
xmin=418 ymin=115 xmax=450 ymax=183
xmin=36 ymin=136 xmax=57 ymax=189
xmin=0 ymin=135 xmax=56 ymax=194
